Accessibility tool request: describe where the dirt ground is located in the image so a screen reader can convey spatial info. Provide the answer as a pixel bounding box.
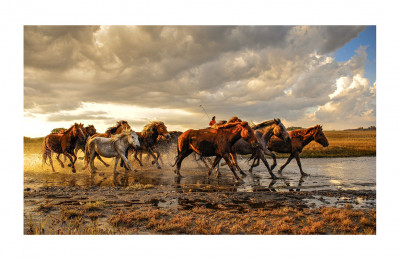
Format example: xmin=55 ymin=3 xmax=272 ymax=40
xmin=24 ymin=167 xmax=376 ymax=235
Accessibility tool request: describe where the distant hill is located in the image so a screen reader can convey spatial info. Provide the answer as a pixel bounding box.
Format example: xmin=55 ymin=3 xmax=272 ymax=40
xmin=24 ymin=136 xmax=44 ymax=143
xmin=344 ymin=126 xmax=376 ymax=131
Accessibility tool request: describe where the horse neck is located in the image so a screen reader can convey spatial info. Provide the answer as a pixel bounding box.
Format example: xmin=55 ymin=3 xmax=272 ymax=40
xmin=142 ymin=128 xmax=158 ymax=146
xmin=221 ymin=126 xmax=244 ymax=146
xmin=301 ymin=128 xmax=316 ymax=147
xmin=62 ymin=126 xmax=77 ymax=143
xmin=261 ymin=125 xmax=275 ymax=144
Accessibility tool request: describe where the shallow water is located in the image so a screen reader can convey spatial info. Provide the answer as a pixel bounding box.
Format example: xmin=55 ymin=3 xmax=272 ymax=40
xmin=25 ymin=155 xmax=375 ymax=193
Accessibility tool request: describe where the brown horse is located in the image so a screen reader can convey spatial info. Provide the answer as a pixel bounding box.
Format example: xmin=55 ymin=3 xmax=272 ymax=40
xmin=74 ymin=125 xmax=97 ymax=156
xmin=88 ymin=120 xmax=132 ymax=169
xmin=42 ymin=123 xmax=87 ymax=173
xmin=220 ymin=118 xmax=291 ymax=179
xmin=128 ymin=121 xmax=171 ymax=169
xmin=262 ymin=125 xmax=329 ymax=176
xmin=171 ymin=121 xmax=259 ymax=181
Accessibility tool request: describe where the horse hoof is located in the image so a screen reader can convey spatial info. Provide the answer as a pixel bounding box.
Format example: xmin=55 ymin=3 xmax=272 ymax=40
xmin=105 ymin=164 xmax=110 ymax=167
xmin=133 ymin=169 xmax=138 ymax=173
xmin=72 ymin=169 xmax=76 ymax=173
xmin=301 ymin=172 xmax=309 ymax=176
xmin=236 ymin=178 xmax=243 ymax=183
xmin=157 ymin=166 xmax=161 ymax=169
xmin=240 ymin=171 xmax=247 ymax=176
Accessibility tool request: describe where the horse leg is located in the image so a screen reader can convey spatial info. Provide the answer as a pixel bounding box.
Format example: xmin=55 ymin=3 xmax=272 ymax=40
xmin=46 ymin=150 xmax=56 ymax=172
xmin=56 ymin=154 xmax=65 ymax=168
xmin=249 ymin=157 xmax=260 ymax=173
xmin=174 ymin=150 xmax=192 ymax=177
xmin=259 ymin=152 xmax=277 ymax=179
xmin=96 ymin=155 xmax=109 ymax=168
xmin=278 ymin=154 xmax=294 ymax=174
xmin=207 ymin=156 xmax=222 ymax=177
xmin=264 ymin=149 xmax=277 ymax=171
xmin=88 ymin=151 xmax=97 ymax=173
xmin=294 ymin=152 xmax=308 ymax=176
xmin=63 ymin=151 xmax=76 ymax=173
xmin=118 ymin=150 xmax=137 ymax=173
xmin=147 ymin=149 xmax=162 ymax=169
xmin=222 ymin=154 xmax=241 ymax=181
xmin=133 ymin=150 xmax=143 ymax=166
xmin=68 ymin=153 xmax=77 ymax=167
xmin=114 ymin=157 xmax=120 ymax=175
xmin=230 ymin=153 xmax=247 ymax=176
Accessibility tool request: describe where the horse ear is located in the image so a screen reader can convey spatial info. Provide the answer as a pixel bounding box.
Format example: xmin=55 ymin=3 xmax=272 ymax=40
xmin=274 ymin=118 xmax=278 ymax=124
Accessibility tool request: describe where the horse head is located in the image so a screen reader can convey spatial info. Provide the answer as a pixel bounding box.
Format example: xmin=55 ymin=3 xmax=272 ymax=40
xmin=125 ymin=129 xmax=140 ymax=149
xmin=272 ymin=118 xmax=291 ymax=143
xmin=313 ymin=125 xmax=329 ymax=147
xmin=86 ymin=125 xmax=97 ymax=136
xmin=74 ymin=123 xmax=87 ymax=142
xmin=155 ymin=122 xmax=171 ymax=139
xmin=238 ymin=121 xmax=259 ymax=149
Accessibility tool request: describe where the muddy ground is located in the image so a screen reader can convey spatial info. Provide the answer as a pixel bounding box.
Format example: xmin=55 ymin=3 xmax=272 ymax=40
xmin=24 ymin=155 xmax=376 ymax=235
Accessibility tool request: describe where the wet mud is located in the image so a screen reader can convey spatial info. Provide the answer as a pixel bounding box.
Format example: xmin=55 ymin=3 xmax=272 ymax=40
xmin=24 ymin=155 xmax=376 ymax=234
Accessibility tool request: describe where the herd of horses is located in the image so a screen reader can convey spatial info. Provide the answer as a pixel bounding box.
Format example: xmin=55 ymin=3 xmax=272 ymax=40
xmin=42 ymin=117 xmax=329 ymax=181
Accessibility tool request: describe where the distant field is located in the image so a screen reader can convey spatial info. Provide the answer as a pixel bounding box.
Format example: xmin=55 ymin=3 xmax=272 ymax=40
xmin=24 ymin=130 xmax=376 ymax=158
xmin=294 ymin=130 xmax=376 ymax=158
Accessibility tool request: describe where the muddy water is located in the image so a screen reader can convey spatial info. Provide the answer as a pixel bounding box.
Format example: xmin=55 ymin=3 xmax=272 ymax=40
xmin=24 ymin=155 xmax=376 ymax=209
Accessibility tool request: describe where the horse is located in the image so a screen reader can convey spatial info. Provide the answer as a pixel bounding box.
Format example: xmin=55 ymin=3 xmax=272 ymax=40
xmin=42 ymin=123 xmax=87 ymax=173
xmin=128 ymin=121 xmax=171 ymax=169
xmin=219 ymin=118 xmax=291 ymax=179
xmin=84 ymin=129 xmax=140 ymax=175
xmin=170 ymin=121 xmax=259 ymax=181
xmin=74 ymin=124 xmax=97 ymax=157
xmin=88 ymin=120 xmax=132 ymax=168
xmin=257 ymin=125 xmax=329 ymax=176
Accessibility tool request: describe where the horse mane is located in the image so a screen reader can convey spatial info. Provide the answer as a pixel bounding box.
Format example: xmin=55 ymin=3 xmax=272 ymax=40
xmin=106 ymin=120 xmax=129 ymax=134
xmin=252 ymin=120 xmax=275 ymax=130
xmin=290 ymin=125 xmax=321 ymax=138
xmin=227 ymin=116 xmax=242 ymax=123
xmin=142 ymin=121 xmax=164 ymax=134
xmin=215 ymin=121 xmax=247 ymax=129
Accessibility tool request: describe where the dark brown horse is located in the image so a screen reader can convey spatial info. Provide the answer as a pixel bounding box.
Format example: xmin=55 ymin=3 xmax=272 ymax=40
xmin=42 ymin=123 xmax=87 ymax=173
xmin=128 ymin=121 xmax=171 ymax=169
xmin=88 ymin=120 xmax=131 ymax=169
xmin=74 ymin=125 xmax=97 ymax=156
xmin=171 ymin=121 xmax=259 ymax=181
xmin=256 ymin=125 xmax=329 ymax=176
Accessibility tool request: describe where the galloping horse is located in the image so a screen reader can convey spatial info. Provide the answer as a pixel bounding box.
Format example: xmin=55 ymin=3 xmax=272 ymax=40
xmin=256 ymin=125 xmax=329 ymax=176
xmin=128 ymin=121 xmax=171 ymax=169
xmin=84 ymin=129 xmax=140 ymax=175
xmin=171 ymin=121 xmax=259 ymax=181
xmin=88 ymin=120 xmax=131 ymax=168
xmin=42 ymin=123 xmax=87 ymax=173
xmin=222 ymin=118 xmax=291 ymax=179
xmin=74 ymin=124 xmax=97 ymax=156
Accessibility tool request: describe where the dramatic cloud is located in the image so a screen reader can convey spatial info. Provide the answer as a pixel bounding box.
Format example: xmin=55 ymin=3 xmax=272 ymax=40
xmin=24 ymin=25 xmax=375 ymax=136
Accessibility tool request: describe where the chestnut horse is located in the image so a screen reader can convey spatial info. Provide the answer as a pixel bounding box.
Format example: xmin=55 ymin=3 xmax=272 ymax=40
xmin=88 ymin=120 xmax=131 ymax=168
xmin=42 ymin=123 xmax=87 ymax=173
xmin=171 ymin=121 xmax=259 ymax=181
xmin=252 ymin=125 xmax=329 ymax=176
xmin=128 ymin=121 xmax=171 ymax=169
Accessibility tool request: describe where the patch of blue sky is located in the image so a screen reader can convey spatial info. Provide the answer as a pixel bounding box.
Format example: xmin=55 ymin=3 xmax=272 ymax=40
xmin=334 ymin=26 xmax=376 ymax=83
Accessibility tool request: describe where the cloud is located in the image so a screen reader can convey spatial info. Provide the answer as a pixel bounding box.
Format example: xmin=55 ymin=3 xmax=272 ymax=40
xmin=24 ymin=25 xmax=373 ymax=132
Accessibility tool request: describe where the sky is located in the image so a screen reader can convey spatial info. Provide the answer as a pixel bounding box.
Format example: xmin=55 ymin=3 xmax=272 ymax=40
xmin=24 ymin=25 xmax=376 ymax=137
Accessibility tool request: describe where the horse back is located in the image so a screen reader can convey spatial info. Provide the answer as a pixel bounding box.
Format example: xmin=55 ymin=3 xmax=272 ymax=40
xmin=45 ymin=134 xmax=63 ymax=154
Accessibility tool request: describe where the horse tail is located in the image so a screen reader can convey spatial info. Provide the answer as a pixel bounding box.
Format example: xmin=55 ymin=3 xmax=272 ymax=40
xmin=83 ymin=140 xmax=91 ymax=169
xmin=42 ymin=138 xmax=49 ymax=167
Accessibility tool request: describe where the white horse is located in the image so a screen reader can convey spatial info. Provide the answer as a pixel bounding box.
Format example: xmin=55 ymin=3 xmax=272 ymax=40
xmin=84 ymin=129 xmax=140 ymax=175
